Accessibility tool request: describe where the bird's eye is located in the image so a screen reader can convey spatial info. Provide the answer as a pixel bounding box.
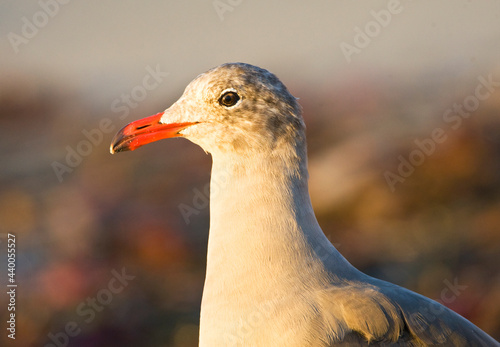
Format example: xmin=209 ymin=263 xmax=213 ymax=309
xmin=219 ymin=91 xmax=240 ymax=107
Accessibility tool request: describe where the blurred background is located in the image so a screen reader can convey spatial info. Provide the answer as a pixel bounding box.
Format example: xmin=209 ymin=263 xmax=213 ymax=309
xmin=1 ymin=1 xmax=499 ymax=346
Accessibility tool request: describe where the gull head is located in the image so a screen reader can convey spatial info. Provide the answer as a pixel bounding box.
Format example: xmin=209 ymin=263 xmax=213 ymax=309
xmin=110 ymin=63 xmax=304 ymax=156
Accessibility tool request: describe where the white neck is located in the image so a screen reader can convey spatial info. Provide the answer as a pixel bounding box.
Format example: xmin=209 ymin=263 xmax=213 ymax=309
xmin=199 ymin=144 xmax=355 ymax=345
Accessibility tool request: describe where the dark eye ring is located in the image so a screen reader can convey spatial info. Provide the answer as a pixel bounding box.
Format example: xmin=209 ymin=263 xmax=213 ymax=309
xmin=219 ymin=90 xmax=240 ymax=107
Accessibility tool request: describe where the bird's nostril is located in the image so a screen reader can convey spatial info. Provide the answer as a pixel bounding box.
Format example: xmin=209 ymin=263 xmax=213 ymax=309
xmin=136 ymin=124 xmax=151 ymax=130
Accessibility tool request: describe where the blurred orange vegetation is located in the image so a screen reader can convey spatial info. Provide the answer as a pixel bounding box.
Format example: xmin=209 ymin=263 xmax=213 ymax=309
xmin=0 ymin=68 xmax=499 ymax=346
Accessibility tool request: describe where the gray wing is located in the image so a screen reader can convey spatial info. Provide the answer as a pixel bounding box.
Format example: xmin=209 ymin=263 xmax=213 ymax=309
xmin=311 ymin=278 xmax=499 ymax=346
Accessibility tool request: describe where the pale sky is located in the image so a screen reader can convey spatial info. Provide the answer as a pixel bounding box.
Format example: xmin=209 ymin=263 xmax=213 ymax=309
xmin=1 ymin=0 xmax=499 ymax=104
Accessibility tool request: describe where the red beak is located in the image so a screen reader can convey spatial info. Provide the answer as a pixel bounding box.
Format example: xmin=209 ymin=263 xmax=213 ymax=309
xmin=110 ymin=112 xmax=197 ymax=153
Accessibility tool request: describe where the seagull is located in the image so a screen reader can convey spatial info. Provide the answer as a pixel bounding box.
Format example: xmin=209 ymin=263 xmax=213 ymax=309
xmin=110 ymin=63 xmax=499 ymax=346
